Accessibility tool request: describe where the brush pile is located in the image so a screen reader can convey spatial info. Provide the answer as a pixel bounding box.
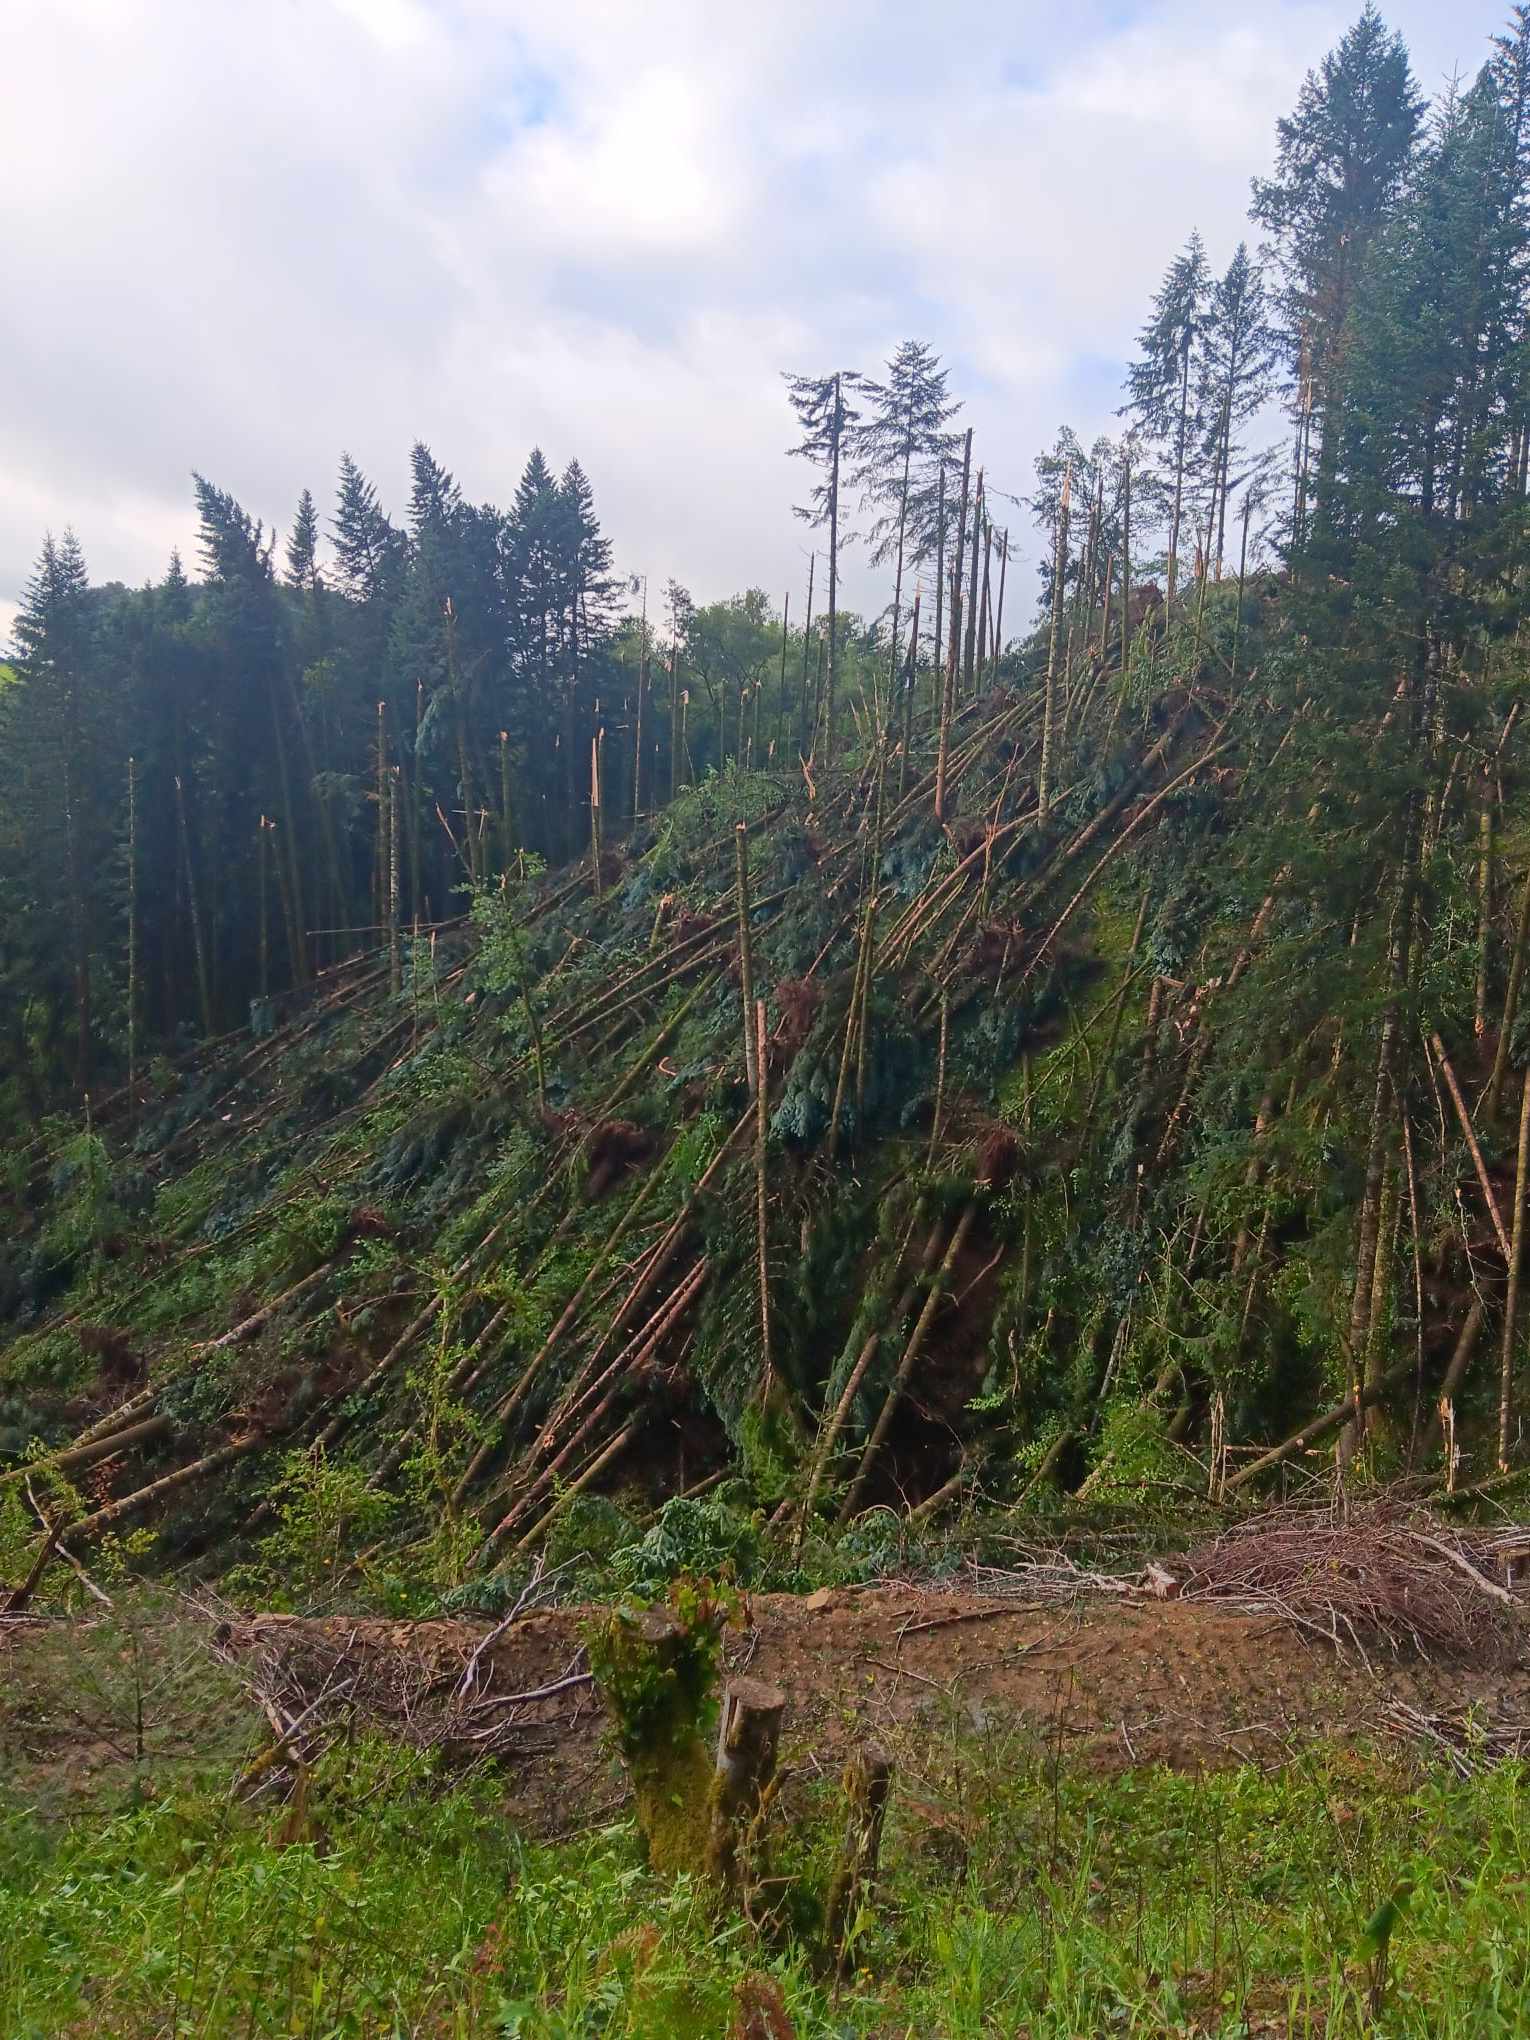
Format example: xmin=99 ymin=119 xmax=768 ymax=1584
xmin=1163 ymin=1503 xmax=1530 ymax=1663
xmin=204 ymin=1565 xmax=593 ymax=1788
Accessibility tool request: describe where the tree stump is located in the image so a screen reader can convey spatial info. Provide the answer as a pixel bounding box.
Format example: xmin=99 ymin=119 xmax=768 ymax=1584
xmin=823 ymin=1742 xmax=893 ymax=1978
xmin=705 ymin=1675 xmax=786 ymax=1897
xmin=590 ymin=1604 xmax=719 ymax=1875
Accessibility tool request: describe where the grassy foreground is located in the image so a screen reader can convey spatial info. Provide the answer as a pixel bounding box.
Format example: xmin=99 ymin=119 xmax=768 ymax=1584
xmin=4 ymin=1717 xmax=1530 ymax=2037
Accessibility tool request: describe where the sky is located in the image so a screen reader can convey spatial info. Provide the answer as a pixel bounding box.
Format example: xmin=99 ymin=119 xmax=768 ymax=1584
xmin=0 ymin=0 xmax=1512 ymax=646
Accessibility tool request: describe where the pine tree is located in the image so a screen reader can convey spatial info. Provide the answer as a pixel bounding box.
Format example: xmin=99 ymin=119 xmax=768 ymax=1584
xmin=556 ymin=457 xmax=617 ymax=851
xmin=850 ymin=342 xmax=962 ymax=725
xmin=1196 ymin=244 xmax=1278 ymax=575
xmin=331 ymin=452 xmax=406 ymax=603
xmin=12 ymin=531 xmax=100 ymax=1084
xmin=285 ymin=488 xmax=321 ymax=591
xmin=194 ymin=474 xmax=308 ymax=996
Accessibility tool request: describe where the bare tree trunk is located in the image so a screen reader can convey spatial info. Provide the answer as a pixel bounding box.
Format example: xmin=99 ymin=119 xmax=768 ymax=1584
xmin=174 ymin=773 xmax=212 ymax=1036
xmin=1486 ymin=856 xmax=1530 ymax=1121
xmin=1118 ymin=455 xmax=1133 ymax=685
xmin=962 ymin=473 xmax=983 ymax=700
xmin=388 ymin=768 xmax=402 ymax=996
xmin=668 ymin=642 xmax=681 ymax=804
xmin=824 ymin=1745 xmax=894 ymax=1979
xmin=931 ymin=465 xmax=946 ymax=714
xmin=935 ymin=431 xmax=972 ymax=823
xmin=589 ymin=732 xmax=604 ymax=900
xmin=706 ymin=1678 xmax=786 ymax=1897
xmin=1477 ymin=777 xmax=1495 ymax=1039
xmin=773 ymin=589 xmax=790 ymax=763
xmin=1040 ymin=468 xmax=1071 ymax=816
xmin=899 ymin=591 xmax=921 ymax=797
xmin=993 ymin=527 xmax=1009 ymax=671
xmin=753 ymin=997 xmax=772 ymax=1395
xmin=827 ymin=371 xmax=842 ymax=763
xmin=1500 ymin=1065 xmax=1530 ymax=1469
xmin=886 ymin=417 xmax=912 ymax=731
xmin=735 ymin=823 xmax=757 ymax=1091
xmin=797 ymin=554 xmax=815 ymax=759
xmin=1168 ymin=332 xmax=1191 ymax=601
xmin=1231 ymin=490 xmax=1253 ymax=683
xmin=976 ymin=519 xmax=993 ymax=692
xmin=838 ymin=1203 xmax=979 ymax=1521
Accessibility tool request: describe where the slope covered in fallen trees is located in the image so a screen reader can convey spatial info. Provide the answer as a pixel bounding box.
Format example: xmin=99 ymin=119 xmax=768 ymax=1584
xmin=3 ymin=557 xmax=1527 ymax=1587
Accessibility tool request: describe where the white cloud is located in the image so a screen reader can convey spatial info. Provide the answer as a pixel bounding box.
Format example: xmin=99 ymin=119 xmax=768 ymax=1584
xmin=0 ymin=0 xmax=1510 ymax=645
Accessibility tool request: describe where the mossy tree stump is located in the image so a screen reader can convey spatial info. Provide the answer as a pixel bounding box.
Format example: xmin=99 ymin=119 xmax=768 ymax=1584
xmin=588 ymin=1602 xmax=722 ymax=1876
xmin=589 ymin=1601 xmax=789 ymax=1891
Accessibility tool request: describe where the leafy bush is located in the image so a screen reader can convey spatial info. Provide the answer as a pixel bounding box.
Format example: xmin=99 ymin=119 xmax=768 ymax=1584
xmin=609 ymin=1496 xmax=762 ymax=1596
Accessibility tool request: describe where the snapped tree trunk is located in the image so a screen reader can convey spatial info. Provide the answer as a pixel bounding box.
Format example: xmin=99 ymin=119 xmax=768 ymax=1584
xmin=823 ymin=1744 xmax=894 ymax=1979
xmin=1040 ymin=467 xmax=1071 ymax=815
xmin=705 ymin=1677 xmax=786 ymax=1899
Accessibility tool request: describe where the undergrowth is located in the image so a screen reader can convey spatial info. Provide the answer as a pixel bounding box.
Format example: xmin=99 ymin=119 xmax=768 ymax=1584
xmin=4 ymin=1714 xmax=1529 ymax=2035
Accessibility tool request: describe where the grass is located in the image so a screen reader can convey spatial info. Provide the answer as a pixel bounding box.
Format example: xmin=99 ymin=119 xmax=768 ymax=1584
xmin=5 ymin=1691 xmax=1530 ymax=2036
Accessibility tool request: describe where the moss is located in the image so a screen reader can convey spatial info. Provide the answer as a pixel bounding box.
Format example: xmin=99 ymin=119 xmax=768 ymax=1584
xmin=586 ymin=1583 xmax=732 ymax=1876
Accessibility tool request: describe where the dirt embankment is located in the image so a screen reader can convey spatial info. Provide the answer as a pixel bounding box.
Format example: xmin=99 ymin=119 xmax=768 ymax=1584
xmin=11 ymin=1583 xmax=1529 ymax=1832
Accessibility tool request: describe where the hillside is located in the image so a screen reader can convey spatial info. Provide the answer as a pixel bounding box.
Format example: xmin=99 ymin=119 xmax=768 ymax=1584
xmin=2 ymin=557 xmax=1523 ymax=1596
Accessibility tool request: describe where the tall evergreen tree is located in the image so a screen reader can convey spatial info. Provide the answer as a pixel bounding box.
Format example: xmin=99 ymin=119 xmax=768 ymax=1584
xmin=1124 ymin=232 xmax=1210 ymax=596
xmin=11 ymin=531 xmax=101 ymax=1084
xmin=850 ymin=342 xmax=962 ymax=723
xmin=1196 ymin=244 xmax=1278 ymax=575
xmin=285 ymin=488 xmax=321 ymax=592
xmin=1251 ymin=6 xmax=1423 ymax=534
xmin=330 ymin=452 xmax=406 ymax=605
xmin=785 ymin=370 xmax=861 ymax=760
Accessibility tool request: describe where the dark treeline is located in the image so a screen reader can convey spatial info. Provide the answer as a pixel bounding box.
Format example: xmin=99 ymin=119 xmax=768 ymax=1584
xmin=2 ymin=444 xmax=628 ymax=1098
xmin=0 ymin=357 xmax=979 ymax=1113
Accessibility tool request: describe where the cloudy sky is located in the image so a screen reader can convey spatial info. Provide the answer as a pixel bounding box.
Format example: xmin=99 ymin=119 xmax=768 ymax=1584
xmin=0 ymin=0 xmax=1509 ymax=643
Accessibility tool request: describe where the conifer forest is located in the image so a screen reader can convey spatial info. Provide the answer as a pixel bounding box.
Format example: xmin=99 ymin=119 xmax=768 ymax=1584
xmin=15 ymin=9 xmax=1530 ymax=2032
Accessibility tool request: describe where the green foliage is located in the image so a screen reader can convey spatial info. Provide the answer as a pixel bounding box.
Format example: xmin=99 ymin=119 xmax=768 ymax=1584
xmin=609 ymin=1496 xmax=762 ymax=1597
xmin=8 ymin=1697 xmax=1530 ymax=2035
xmin=585 ymin=1579 xmax=733 ymax=1765
xmin=38 ymin=1126 xmax=120 ymax=1268
xmin=231 ymin=1448 xmax=397 ymax=1606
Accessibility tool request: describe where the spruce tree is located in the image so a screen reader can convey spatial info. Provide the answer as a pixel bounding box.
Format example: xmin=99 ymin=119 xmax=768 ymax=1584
xmin=285 ymin=488 xmax=321 ymax=592
xmin=331 ymin=452 xmax=406 ymax=604
xmin=1251 ymin=6 xmax=1423 ymax=531
xmin=12 ymin=531 xmax=100 ymax=1084
xmin=850 ymin=342 xmax=961 ymax=725
xmin=1196 ymin=244 xmax=1278 ymax=575
xmin=1124 ymin=232 xmax=1209 ymax=597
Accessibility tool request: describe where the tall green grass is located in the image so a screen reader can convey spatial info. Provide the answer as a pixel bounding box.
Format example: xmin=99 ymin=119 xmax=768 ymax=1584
xmin=4 ymin=1722 xmax=1530 ymax=2035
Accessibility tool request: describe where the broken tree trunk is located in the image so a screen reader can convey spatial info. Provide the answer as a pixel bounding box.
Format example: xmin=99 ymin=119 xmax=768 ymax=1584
xmin=705 ymin=1676 xmax=787 ymax=1899
xmin=1500 ymin=1063 xmax=1530 ymax=1469
xmin=837 ymin=1202 xmax=979 ymax=1523
xmin=823 ymin=1743 xmax=894 ymax=1980
xmin=592 ymin=1604 xmax=719 ymax=1877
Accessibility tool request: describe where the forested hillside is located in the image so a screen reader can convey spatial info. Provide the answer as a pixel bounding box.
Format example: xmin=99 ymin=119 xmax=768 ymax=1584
xmin=6 ymin=4 xmax=1530 ymax=1582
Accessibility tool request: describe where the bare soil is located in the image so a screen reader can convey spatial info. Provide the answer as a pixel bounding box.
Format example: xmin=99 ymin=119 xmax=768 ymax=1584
xmin=8 ymin=1583 xmax=1530 ymax=1834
